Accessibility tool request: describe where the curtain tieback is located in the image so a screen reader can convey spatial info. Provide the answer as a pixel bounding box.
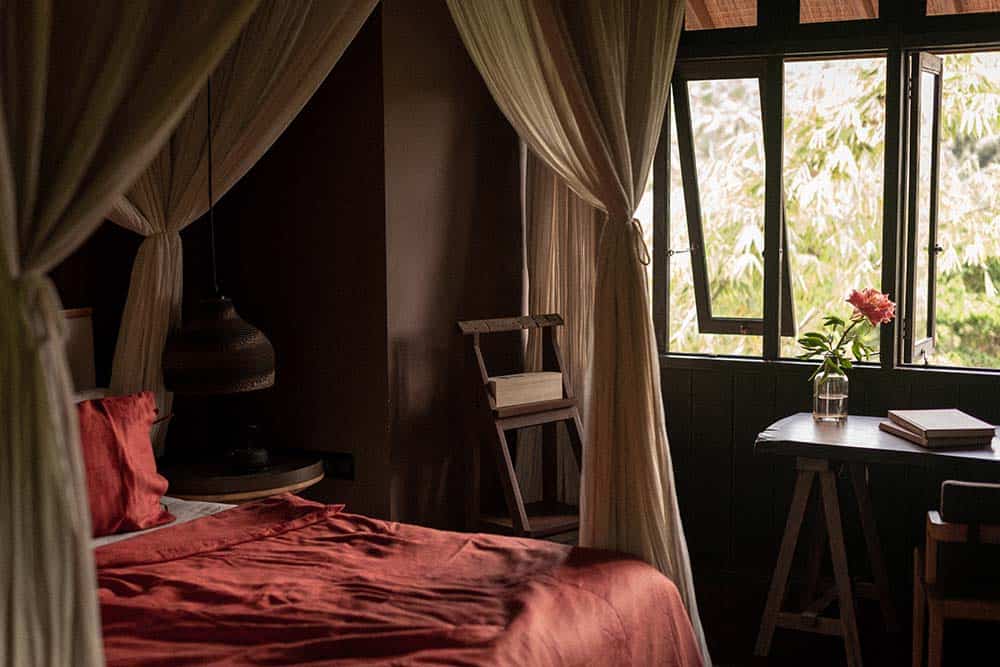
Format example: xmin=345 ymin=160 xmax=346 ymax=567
xmin=10 ymin=272 xmax=67 ymax=347
xmin=599 ymin=214 xmax=652 ymax=267
xmin=146 ymin=230 xmax=180 ymax=240
xmin=630 ymin=218 xmax=651 ymax=266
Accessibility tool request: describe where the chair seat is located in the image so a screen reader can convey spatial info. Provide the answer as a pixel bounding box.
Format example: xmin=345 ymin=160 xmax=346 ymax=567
xmin=927 ymin=583 xmax=1000 ymax=603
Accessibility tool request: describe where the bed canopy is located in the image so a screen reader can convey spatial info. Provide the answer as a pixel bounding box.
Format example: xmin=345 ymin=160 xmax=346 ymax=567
xmin=2 ymin=1 xmax=705 ymax=664
xmin=445 ymin=0 xmax=707 ymax=661
xmin=107 ymin=0 xmax=379 ymax=454
xmin=0 ymin=1 xmax=375 ymax=664
xmin=0 ymin=3 xmax=258 ymax=663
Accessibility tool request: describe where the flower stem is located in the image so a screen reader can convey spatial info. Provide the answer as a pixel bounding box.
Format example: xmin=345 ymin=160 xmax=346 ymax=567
xmin=834 ymin=318 xmax=861 ymax=353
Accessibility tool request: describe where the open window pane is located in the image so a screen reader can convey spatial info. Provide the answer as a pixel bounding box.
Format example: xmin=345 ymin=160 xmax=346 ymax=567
xmin=927 ymin=1 xmax=1000 ymax=17
xmin=668 ymin=102 xmax=762 ymax=356
xmin=685 ymin=0 xmax=757 ymax=31
xmin=669 ymin=60 xmax=793 ymax=349
xmin=780 ymin=57 xmax=887 ymax=358
xmin=687 ymin=78 xmax=766 ymax=320
xmin=907 ymin=60 xmax=943 ymax=361
xmin=902 ymin=54 xmax=942 ymax=362
xmin=800 ymin=0 xmax=878 ymax=24
xmin=914 ymin=51 xmax=1000 ymax=369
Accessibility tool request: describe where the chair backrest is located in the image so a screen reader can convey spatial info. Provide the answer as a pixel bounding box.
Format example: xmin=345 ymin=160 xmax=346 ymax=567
xmin=456 ymin=314 xmax=563 ymax=335
xmin=941 ymin=480 xmax=1000 ymax=526
xmin=925 ymin=480 xmax=1000 ymax=587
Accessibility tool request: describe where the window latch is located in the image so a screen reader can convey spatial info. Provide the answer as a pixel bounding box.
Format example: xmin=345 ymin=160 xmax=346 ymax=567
xmin=667 ymin=247 xmax=693 ymax=257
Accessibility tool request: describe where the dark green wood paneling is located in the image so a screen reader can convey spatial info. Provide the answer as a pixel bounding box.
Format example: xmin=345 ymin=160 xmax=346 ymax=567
xmin=663 ymin=357 xmax=1000 ymax=600
xmin=689 ymin=370 xmax=734 ymax=566
xmin=732 ymin=371 xmax=779 ymax=571
xmin=663 ymin=368 xmax=695 ymax=533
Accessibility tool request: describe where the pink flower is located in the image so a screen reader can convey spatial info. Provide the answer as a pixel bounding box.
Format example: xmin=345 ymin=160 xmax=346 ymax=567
xmin=847 ymin=288 xmax=896 ymax=326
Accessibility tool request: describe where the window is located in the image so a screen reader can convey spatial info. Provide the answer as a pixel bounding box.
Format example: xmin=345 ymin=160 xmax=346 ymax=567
xmin=665 ymin=60 xmax=794 ymax=356
xmin=903 ymin=53 xmax=943 ymax=362
xmin=666 ymin=102 xmax=763 ymax=355
xmin=677 ymin=70 xmax=766 ymax=324
xmin=781 ymin=57 xmax=887 ymax=358
xmin=902 ymin=50 xmax=1000 ymax=369
xmin=665 ymin=58 xmax=883 ymax=357
xmin=657 ymin=0 xmax=1000 ymax=371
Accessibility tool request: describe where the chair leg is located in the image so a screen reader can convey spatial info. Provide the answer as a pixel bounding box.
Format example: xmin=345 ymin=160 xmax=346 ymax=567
xmin=912 ymin=548 xmax=925 ymax=667
xmin=492 ymin=423 xmax=530 ymax=535
xmin=927 ymin=601 xmax=943 ymax=667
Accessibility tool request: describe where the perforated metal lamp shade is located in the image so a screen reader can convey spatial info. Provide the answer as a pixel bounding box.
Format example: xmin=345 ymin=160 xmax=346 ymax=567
xmin=163 ymin=296 xmax=275 ymax=395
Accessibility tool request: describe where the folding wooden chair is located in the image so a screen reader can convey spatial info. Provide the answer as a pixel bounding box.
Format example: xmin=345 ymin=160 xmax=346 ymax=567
xmin=458 ymin=314 xmax=583 ymax=540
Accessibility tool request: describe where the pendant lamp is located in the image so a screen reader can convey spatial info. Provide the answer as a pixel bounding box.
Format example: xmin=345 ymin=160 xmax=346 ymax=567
xmin=163 ymin=77 xmax=276 ymax=469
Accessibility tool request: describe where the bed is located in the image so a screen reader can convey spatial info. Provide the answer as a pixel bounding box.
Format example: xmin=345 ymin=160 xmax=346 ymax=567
xmin=96 ymin=494 xmax=702 ymax=666
xmin=65 ymin=311 xmax=701 ymax=666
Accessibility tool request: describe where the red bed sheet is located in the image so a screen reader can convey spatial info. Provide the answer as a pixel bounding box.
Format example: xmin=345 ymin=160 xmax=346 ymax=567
xmin=98 ymin=495 xmax=701 ymax=666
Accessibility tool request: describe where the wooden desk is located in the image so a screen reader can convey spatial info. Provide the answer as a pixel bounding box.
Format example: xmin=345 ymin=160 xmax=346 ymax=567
xmin=754 ymin=413 xmax=1000 ymax=667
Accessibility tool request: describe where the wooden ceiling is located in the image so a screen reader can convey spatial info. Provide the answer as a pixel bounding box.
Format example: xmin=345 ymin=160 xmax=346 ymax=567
xmin=800 ymin=0 xmax=877 ymax=23
xmin=927 ymin=0 xmax=1000 ymax=15
xmin=685 ymin=1 xmax=756 ymax=31
xmin=685 ymin=0 xmax=1000 ymax=29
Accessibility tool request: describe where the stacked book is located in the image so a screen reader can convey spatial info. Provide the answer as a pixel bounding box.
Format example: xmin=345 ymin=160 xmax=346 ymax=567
xmin=488 ymin=372 xmax=563 ymax=408
xmin=879 ymin=409 xmax=996 ymax=449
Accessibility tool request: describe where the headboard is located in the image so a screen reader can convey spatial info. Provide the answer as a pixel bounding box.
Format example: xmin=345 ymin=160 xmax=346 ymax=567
xmin=63 ymin=308 xmax=97 ymax=392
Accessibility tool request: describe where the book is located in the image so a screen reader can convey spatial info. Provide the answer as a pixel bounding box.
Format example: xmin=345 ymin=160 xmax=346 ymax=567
xmin=488 ymin=372 xmax=563 ymax=408
xmin=887 ymin=409 xmax=995 ymax=439
xmin=879 ymin=420 xmax=993 ymax=449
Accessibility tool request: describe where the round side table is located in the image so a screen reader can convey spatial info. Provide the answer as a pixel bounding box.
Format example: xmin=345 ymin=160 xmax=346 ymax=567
xmin=163 ymin=452 xmax=324 ymax=504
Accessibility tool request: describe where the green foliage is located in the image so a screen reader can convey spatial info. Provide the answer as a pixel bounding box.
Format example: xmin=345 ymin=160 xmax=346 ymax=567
xmin=934 ymin=259 xmax=1000 ymax=366
xmin=780 ymin=59 xmax=886 ymax=358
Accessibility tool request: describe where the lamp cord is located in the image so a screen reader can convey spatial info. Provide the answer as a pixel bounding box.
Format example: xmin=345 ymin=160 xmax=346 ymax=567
xmin=206 ymin=76 xmax=220 ymax=297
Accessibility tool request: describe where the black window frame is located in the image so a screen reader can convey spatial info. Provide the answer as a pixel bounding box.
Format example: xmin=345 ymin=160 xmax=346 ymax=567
xmin=653 ymin=0 xmax=1000 ymax=374
xmin=669 ymin=59 xmax=796 ymax=341
xmin=901 ymin=51 xmax=944 ymax=364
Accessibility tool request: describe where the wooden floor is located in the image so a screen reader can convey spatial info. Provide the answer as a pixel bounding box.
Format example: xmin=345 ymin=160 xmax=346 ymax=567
xmin=700 ymin=572 xmax=992 ymax=666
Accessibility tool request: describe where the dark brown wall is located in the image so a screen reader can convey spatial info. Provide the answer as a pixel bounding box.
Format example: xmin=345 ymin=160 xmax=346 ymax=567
xmin=50 ymin=2 xmax=521 ymax=526
xmin=381 ymin=0 xmax=522 ymax=527
xmin=206 ymin=1 xmax=522 ymax=524
xmin=215 ymin=9 xmax=391 ymax=517
xmin=51 ymin=224 xmax=140 ymax=387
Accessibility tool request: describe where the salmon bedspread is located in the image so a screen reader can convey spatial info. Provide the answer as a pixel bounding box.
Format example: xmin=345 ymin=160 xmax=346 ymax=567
xmin=98 ymin=495 xmax=701 ymax=666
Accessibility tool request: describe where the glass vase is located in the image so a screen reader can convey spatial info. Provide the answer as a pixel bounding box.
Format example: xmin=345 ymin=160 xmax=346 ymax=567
xmin=813 ymin=369 xmax=848 ymax=423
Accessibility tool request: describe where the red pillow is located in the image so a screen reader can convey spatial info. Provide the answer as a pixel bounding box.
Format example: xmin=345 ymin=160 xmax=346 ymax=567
xmin=77 ymin=392 xmax=174 ymax=537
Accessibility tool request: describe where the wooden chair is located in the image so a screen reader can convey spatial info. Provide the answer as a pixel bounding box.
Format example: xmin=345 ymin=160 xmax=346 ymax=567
xmin=458 ymin=314 xmax=583 ymax=540
xmin=913 ymin=480 xmax=1000 ymax=667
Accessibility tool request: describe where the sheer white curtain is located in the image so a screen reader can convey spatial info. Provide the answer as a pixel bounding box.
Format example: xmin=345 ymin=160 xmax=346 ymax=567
xmin=446 ymin=0 xmax=707 ymax=660
xmin=516 ymin=151 xmax=601 ymax=504
xmin=108 ymin=0 xmax=378 ymax=453
xmin=0 ymin=2 xmax=257 ymax=665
